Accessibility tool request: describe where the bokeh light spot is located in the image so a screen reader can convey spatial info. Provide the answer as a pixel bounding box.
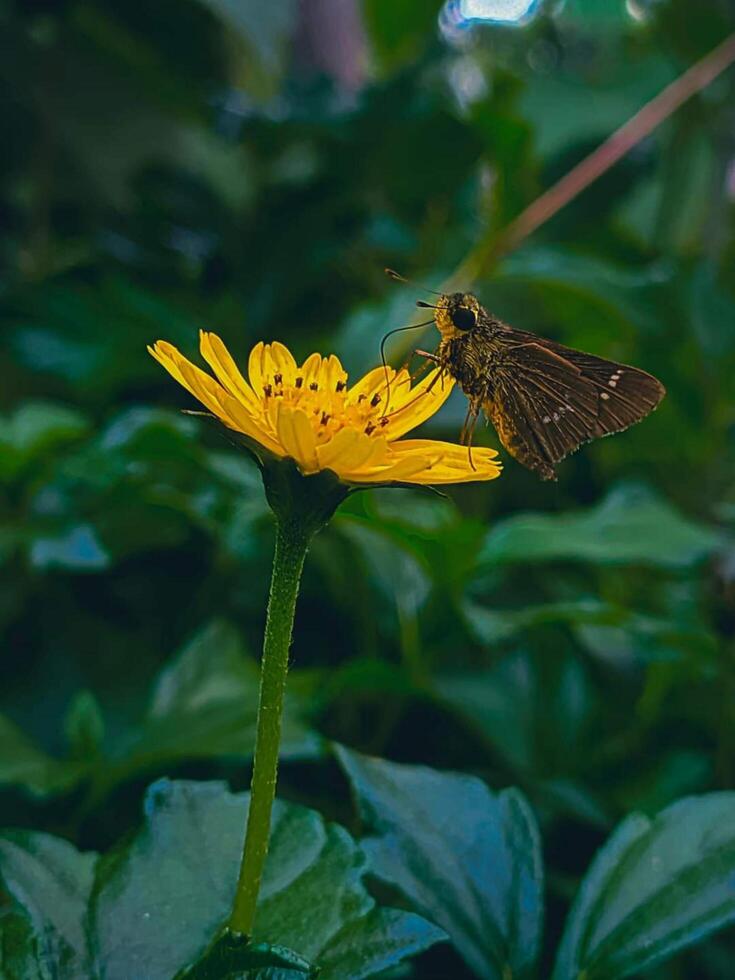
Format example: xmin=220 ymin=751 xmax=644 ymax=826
xmin=460 ymin=0 xmax=541 ymax=24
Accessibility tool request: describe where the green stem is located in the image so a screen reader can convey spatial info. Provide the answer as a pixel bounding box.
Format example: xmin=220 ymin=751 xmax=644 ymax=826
xmin=230 ymin=517 xmax=312 ymax=936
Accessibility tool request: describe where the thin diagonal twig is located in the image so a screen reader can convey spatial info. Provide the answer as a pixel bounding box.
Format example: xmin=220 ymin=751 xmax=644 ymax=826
xmin=451 ymin=31 xmax=735 ymax=287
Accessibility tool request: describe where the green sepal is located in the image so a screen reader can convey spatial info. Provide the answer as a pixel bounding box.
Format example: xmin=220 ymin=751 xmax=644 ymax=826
xmin=185 ymin=413 xmax=347 ymax=536
xmin=260 ymin=458 xmax=349 ymax=537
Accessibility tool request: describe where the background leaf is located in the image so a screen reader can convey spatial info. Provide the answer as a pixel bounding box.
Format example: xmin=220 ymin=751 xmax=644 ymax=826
xmin=478 ymin=485 xmax=721 ymax=570
xmin=89 ymin=779 xmax=444 ymax=979
xmin=0 ymin=715 xmax=84 ymax=798
xmin=336 ymin=745 xmax=543 ymax=979
xmin=0 ymin=832 xmax=96 ymax=978
xmin=553 ymin=793 xmax=735 ymax=979
xmin=119 ymin=620 xmax=322 ymax=769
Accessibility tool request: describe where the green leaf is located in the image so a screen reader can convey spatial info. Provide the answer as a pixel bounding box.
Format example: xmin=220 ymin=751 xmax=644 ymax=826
xmin=558 ymin=0 xmax=631 ymax=27
xmin=0 ymin=402 xmax=89 ymax=481
xmin=520 ymin=53 xmax=675 ymax=159
xmin=690 ymin=260 xmax=735 ymax=359
xmin=364 ymin=0 xmax=444 ymax=71
xmin=433 ymin=649 xmax=593 ymax=774
xmin=0 ymin=831 xmax=96 ymax=977
xmin=575 ymin=615 xmax=718 ymax=667
xmin=336 ymin=745 xmax=543 ymax=979
xmin=0 ymin=714 xmax=84 ymax=797
xmin=478 ymin=485 xmax=720 ymax=570
xmin=115 ymin=620 xmax=321 ymax=774
xmin=64 ymin=690 xmax=105 ymax=761
xmin=553 ymin=793 xmax=735 ymax=979
xmin=0 ymin=622 xmax=321 ymax=806
xmin=462 ymin=596 xmax=617 ymax=645
xmin=90 ymin=779 xmax=445 ymax=979
xmin=0 ymin=910 xmax=45 ymax=980
xmin=336 ymin=516 xmax=432 ymax=620
xmin=463 ymin=598 xmax=716 ymax=666
xmin=199 ymin=0 xmax=295 ymax=77
xmin=495 ymin=247 xmax=662 ymax=340
xmin=176 ymin=931 xmax=314 ymax=979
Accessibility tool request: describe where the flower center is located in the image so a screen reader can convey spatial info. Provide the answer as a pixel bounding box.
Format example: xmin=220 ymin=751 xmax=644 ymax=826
xmin=260 ymin=368 xmax=402 ymax=442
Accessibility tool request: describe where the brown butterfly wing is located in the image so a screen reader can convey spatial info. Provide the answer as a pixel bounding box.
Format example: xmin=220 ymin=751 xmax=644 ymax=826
xmin=498 ymin=327 xmax=666 ymax=434
xmin=483 ymin=332 xmax=665 ymax=480
xmin=551 ymin=346 xmax=665 ymax=434
xmin=483 ymin=342 xmax=599 ymax=479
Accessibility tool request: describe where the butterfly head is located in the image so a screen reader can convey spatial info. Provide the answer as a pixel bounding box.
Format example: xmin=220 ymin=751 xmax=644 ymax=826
xmin=434 ymin=292 xmax=481 ymax=339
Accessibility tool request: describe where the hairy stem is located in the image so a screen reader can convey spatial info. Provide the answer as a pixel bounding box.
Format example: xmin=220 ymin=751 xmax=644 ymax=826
xmin=229 ymin=519 xmax=311 ymax=936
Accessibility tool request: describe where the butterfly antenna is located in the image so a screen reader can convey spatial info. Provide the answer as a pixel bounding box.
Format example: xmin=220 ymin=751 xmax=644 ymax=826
xmin=380 ymin=320 xmax=434 ymax=408
xmin=385 ymin=268 xmax=443 ymax=297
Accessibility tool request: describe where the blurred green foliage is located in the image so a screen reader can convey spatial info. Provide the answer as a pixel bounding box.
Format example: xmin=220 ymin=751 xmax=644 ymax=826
xmin=1 ymin=0 xmax=735 ymax=976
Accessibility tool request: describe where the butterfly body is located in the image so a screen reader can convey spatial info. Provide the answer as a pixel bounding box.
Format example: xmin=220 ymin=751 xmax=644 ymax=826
xmin=431 ymin=291 xmax=665 ymax=481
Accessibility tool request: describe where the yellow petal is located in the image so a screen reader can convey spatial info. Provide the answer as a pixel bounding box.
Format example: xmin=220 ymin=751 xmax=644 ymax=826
xmin=248 ymin=342 xmax=268 ymax=394
xmin=344 ymin=451 xmax=433 ymax=484
xmin=346 ymin=366 xmax=395 ymax=405
xmin=384 ymin=370 xmax=455 ymax=439
xmin=388 ymin=439 xmax=498 ymax=462
xmin=316 ymin=428 xmax=387 ymax=472
xmin=386 ymin=367 xmax=429 ymax=410
xmin=149 ymin=341 xmax=282 ymax=454
xmin=150 ymin=341 xmax=228 ymax=411
xmin=382 ymin=368 xmax=414 ymax=413
xmin=299 ymin=352 xmax=323 ymax=388
xmin=318 ymin=353 xmax=348 ymax=393
xmin=265 ymin=341 xmax=298 ymax=383
xmin=149 ymin=341 xmax=198 ymax=396
xmin=175 ymin=359 xmax=280 ymax=452
xmin=199 ymin=332 xmax=260 ymax=410
xmin=386 ymin=439 xmax=502 ymax=484
xmin=276 ymin=405 xmax=319 ymax=472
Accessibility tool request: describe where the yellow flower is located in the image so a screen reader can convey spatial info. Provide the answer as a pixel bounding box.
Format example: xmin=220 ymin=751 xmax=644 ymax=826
xmin=148 ymin=334 xmax=501 ymax=485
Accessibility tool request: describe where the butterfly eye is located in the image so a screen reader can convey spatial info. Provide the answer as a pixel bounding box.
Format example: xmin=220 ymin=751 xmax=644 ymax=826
xmin=451 ymin=306 xmax=477 ymax=331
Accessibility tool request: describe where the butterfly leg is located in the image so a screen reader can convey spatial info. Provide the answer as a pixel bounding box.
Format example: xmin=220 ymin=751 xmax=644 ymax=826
xmin=395 ymin=350 xmax=439 ymax=388
xmin=414 ymin=348 xmax=440 ymax=363
xmin=382 ymin=356 xmax=434 ymax=409
xmin=460 ymin=402 xmax=481 ymax=471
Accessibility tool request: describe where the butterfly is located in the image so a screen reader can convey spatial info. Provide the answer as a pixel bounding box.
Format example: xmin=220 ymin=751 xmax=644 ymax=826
xmin=410 ymin=287 xmax=666 ymax=481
